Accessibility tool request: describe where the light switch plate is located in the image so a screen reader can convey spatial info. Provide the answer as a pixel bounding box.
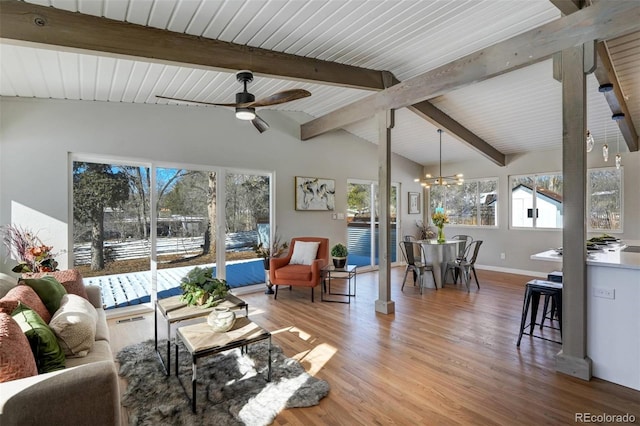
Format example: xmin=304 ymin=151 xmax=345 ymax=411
xmin=593 ymin=287 xmax=615 ymax=299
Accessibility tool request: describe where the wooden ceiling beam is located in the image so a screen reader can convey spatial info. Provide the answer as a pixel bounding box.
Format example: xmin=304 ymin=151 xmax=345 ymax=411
xmin=550 ymin=0 xmax=638 ymax=152
xmin=301 ymin=1 xmax=640 ymax=140
xmin=594 ymin=42 xmax=639 ymax=152
xmin=0 ymin=0 xmax=502 ymax=160
xmin=0 ymin=0 xmax=383 ymax=90
xmin=407 ymin=102 xmax=506 ymax=166
xmin=385 ymin=74 xmax=505 ymax=166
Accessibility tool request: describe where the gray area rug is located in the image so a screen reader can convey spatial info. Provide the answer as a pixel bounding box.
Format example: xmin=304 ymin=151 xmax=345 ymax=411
xmin=117 ymin=339 xmax=330 ymax=425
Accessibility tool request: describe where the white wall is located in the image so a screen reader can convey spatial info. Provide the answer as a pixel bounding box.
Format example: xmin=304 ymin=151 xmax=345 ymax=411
xmin=424 ymin=148 xmax=640 ymax=275
xmin=0 ymin=97 xmax=424 ymax=273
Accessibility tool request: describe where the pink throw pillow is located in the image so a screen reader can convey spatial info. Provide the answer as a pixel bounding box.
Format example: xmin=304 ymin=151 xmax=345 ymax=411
xmin=0 ymin=312 xmax=38 ymax=382
xmin=23 ymin=269 xmax=89 ymax=301
xmin=0 ymin=285 xmax=52 ymax=323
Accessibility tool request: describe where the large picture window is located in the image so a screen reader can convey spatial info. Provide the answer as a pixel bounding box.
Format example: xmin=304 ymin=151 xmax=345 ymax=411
xmin=509 ymin=167 xmax=622 ymax=231
xmin=429 ymin=178 xmax=498 ymax=227
xmin=588 ymin=167 xmax=622 ymax=232
xmin=511 ymin=173 xmax=563 ymax=229
xmin=72 ymin=157 xmax=273 ymax=311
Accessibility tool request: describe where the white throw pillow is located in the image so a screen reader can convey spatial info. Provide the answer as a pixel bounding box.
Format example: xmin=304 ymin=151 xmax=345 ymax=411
xmin=289 ymin=241 xmax=321 ymax=265
xmin=49 ymin=294 xmax=98 ymax=357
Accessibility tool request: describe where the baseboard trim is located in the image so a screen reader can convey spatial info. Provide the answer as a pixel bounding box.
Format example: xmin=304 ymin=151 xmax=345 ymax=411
xmin=474 ymin=264 xmax=548 ymax=278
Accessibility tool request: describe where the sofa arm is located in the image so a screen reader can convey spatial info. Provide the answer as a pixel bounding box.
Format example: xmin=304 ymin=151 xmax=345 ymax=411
xmin=0 ymin=361 xmax=121 ymax=426
xmin=85 ymin=285 xmax=104 ymax=309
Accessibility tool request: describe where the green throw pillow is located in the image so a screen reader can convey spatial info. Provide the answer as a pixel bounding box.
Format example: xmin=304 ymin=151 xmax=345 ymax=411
xmin=12 ymin=302 xmax=66 ymax=374
xmin=21 ymin=276 xmax=67 ymax=315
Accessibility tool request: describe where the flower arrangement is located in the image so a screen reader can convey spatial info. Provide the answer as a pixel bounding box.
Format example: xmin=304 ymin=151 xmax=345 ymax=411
xmin=253 ymin=232 xmax=289 ymax=260
xmin=432 ymin=207 xmax=449 ymax=243
xmin=415 ymin=220 xmax=436 ymax=240
xmin=1 ymin=225 xmax=61 ymax=273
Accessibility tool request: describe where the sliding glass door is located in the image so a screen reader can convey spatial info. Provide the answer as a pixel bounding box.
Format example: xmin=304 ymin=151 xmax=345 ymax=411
xmin=346 ymin=180 xmax=398 ymax=268
xmin=72 ymin=156 xmax=273 ymax=311
xmin=224 ymin=172 xmax=271 ymax=287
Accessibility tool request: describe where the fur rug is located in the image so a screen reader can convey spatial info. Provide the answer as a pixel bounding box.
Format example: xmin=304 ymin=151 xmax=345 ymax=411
xmin=117 ymin=339 xmax=330 ymax=425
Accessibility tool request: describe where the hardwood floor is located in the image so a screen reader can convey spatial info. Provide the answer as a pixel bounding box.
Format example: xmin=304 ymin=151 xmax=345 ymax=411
xmin=109 ymin=268 xmax=640 ymax=425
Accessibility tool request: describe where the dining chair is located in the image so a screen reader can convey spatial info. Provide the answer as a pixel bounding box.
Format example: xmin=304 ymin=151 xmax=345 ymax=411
xmin=399 ymin=240 xmax=436 ymax=294
xmin=444 ymin=240 xmax=483 ymax=292
xmin=451 ymin=235 xmax=473 ymax=260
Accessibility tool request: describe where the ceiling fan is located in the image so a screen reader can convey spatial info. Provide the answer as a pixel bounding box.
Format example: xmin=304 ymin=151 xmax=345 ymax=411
xmin=156 ymin=71 xmax=311 ymax=133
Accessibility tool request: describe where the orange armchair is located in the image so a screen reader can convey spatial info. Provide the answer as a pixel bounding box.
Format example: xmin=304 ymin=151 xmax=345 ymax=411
xmin=269 ymin=237 xmax=329 ymax=302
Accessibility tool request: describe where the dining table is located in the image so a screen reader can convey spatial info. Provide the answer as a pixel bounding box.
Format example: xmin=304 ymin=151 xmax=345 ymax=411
xmin=419 ymin=239 xmax=464 ymax=289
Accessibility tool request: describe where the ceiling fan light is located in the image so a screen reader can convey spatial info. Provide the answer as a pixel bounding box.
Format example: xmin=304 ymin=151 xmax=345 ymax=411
xmin=236 ymin=107 xmax=256 ymax=120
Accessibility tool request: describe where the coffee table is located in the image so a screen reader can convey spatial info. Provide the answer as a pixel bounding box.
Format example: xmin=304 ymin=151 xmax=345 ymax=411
xmin=321 ymin=264 xmax=357 ymax=303
xmin=154 ymin=293 xmax=248 ymax=375
xmin=175 ymin=317 xmax=272 ymax=413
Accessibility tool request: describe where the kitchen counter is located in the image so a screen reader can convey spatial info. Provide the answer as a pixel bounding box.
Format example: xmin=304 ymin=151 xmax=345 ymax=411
xmin=530 ymin=240 xmax=640 ymax=270
xmin=530 ymin=239 xmax=640 ymax=391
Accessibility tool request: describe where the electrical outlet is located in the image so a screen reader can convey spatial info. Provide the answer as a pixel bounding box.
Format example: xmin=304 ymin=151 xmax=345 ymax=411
xmin=500 ymin=253 xmax=506 ymax=260
xmin=593 ymin=287 xmax=615 ymax=299
xmin=331 ymin=213 xmax=338 ymax=220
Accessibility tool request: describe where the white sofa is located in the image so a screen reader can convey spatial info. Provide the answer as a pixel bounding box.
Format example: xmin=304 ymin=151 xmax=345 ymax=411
xmin=0 ymin=273 xmax=121 ymax=426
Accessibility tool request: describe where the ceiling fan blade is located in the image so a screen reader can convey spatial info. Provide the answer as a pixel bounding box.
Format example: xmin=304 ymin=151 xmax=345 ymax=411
xmin=249 ymin=89 xmax=311 ymax=107
xmin=156 ymin=95 xmax=239 ymax=107
xmin=251 ymin=114 xmax=270 ymax=133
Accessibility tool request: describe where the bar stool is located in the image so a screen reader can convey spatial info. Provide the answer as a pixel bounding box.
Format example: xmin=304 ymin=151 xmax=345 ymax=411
xmin=516 ymin=279 xmax=563 ymax=346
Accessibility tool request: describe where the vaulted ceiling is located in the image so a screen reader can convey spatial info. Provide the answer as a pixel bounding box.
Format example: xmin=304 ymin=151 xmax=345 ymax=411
xmin=1 ymin=0 xmax=639 ymax=167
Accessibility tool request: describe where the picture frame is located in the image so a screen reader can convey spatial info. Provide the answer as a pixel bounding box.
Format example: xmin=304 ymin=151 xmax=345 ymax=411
xmin=408 ymin=192 xmax=420 ymax=214
xmin=295 ymin=176 xmax=335 ymax=211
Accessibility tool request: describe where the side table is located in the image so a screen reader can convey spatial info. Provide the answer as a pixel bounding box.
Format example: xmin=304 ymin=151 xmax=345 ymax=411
xmin=321 ymin=264 xmax=357 ymax=303
xmin=176 ymin=317 xmax=271 ymax=413
xmin=154 ymin=293 xmax=248 ymax=375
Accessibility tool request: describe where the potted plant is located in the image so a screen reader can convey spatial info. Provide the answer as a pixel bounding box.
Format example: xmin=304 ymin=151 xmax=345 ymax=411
xmin=331 ymin=243 xmax=348 ymax=269
xmin=253 ymin=233 xmax=289 ymax=269
xmin=179 ymin=266 xmax=230 ymax=308
xmin=1 ymin=224 xmax=61 ymax=273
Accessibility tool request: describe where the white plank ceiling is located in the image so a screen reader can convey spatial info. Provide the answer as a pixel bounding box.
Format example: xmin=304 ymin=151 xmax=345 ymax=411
xmin=1 ymin=0 xmax=638 ymax=167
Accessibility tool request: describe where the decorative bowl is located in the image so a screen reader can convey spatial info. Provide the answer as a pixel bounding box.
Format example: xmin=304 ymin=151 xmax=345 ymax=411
xmin=207 ymin=307 xmax=236 ymax=332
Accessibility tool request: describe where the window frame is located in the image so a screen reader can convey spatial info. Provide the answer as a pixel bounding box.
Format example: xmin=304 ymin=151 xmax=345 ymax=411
xmin=587 ymin=166 xmax=624 ymax=233
xmin=508 ymin=167 xmax=623 ymax=232
xmin=428 ymin=176 xmax=499 ymax=228
xmin=509 ymin=172 xmax=564 ymax=230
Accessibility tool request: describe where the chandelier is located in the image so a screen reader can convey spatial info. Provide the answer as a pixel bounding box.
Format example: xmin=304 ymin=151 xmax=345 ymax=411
xmin=415 ymin=129 xmax=464 ymax=188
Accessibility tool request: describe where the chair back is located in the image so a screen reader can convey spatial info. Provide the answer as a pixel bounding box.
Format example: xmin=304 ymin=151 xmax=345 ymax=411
xmin=403 ymin=235 xmax=417 ymax=242
xmin=451 ymin=235 xmax=473 ymax=259
xmin=400 ymin=241 xmax=423 ymax=266
xmin=287 ymin=237 xmax=329 ymax=263
xmin=464 ymin=240 xmax=483 ymax=264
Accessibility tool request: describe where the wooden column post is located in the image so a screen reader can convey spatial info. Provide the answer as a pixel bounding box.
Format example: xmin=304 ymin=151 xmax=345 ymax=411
xmin=375 ymin=109 xmax=395 ymax=314
xmin=556 ymin=45 xmax=592 ymax=380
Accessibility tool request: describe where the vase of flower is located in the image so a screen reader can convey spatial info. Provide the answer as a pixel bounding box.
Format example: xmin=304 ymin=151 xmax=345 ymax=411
xmin=0 ymin=225 xmax=61 ymax=273
xmin=432 ymin=207 xmax=449 ymax=244
xmin=253 ymin=231 xmax=289 ymax=295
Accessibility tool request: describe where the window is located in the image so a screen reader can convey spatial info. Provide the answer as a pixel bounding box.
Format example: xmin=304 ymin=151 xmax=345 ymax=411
xmin=510 ymin=167 xmax=622 ymax=231
xmin=346 ymin=180 xmax=398 ymax=268
xmin=588 ymin=167 xmax=622 ymax=232
xmin=72 ymin=156 xmax=275 ymax=310
xmin=511 ymin=173 xmax=563 ymax=229
xmin=429 ymin=178 xmax=498 ymax=226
